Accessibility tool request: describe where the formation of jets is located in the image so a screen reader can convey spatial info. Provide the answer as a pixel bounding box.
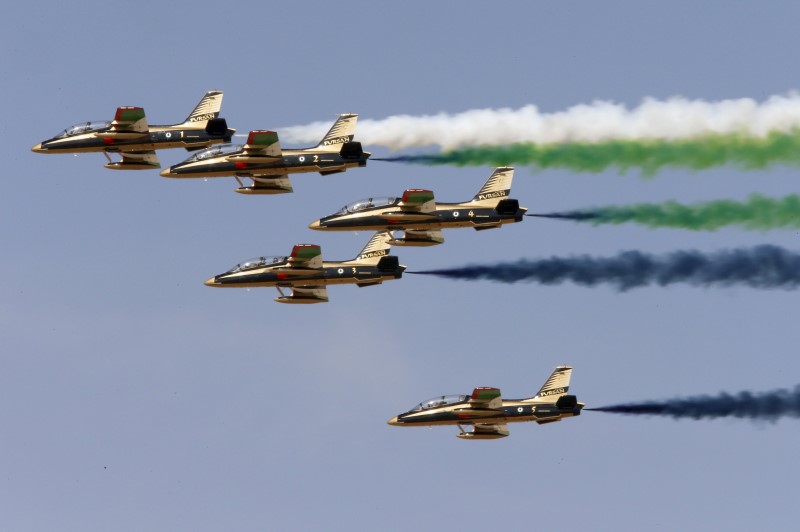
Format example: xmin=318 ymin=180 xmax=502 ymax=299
xmin=33 ymin=91 xmax=577 ymax=440
xmin=31 ymin=90 xmax=532 ymax=304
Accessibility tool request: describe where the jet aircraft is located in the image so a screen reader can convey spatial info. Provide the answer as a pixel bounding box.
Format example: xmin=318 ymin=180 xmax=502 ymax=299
xmin=204 ymin=231 xmax=404 ymax=304
xmin=32 ymin=90 xmax=234 ymax=170
xmin=159 ymin=114 xmax=370 ymax=195
xmin=309 ymin=167 xmax=526 ymax=246
xmin=388 ymin=366 xmax=583 ymax=439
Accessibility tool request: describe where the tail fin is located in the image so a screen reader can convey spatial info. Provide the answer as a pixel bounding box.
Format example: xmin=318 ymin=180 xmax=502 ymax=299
xmin=524 ymin=366 xmax=573 ymax=402
xmin=352 ymin=231 xmax=392 ymax=264
xmin=180 ymin=90 xmax=224 ymax=126
xmin=472 ymin=166 xmax=514 ymax=204
xmin=315 ymin=114 xmax=358 ymax=151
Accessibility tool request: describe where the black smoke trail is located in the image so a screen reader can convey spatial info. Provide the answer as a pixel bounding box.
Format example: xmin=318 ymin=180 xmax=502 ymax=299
xmin=587 ymin=386 xmax=800 ymax=421
xmin=409 ymin=245 xmax=800 ymax=290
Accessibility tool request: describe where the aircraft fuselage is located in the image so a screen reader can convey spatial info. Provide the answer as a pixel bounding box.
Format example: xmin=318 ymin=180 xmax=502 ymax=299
xmin=162 ymin=148 xmax=370 ymax=178
xmin=32 ymin=124 xmax=234 ymax=154
xmin=312 ymin=201 xmax=527 ymax=232
xmin=205 ymin=259 xmax=404 ymax=288
xmin=389 ymin=398 xmax=583 ymax=427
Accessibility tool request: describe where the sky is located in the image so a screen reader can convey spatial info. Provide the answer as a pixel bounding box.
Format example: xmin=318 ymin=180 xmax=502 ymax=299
xmin=3 ymin=1 xmax=800 ymax=530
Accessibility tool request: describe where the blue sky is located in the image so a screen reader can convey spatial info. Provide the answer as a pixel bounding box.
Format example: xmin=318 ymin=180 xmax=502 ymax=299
xmin=3 ymin=1 xmax=800 ymax=530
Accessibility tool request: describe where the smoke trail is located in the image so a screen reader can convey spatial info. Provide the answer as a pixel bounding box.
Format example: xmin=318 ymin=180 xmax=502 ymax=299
xmin=376 ymin=132 xmax=800 ymax=175
xmin=280 ymin=94 xmax=800 ymax=150
xmin=587 ymin=386 xmax=800 ymax=421
xmin=530 ymin=194 xmax=800 ymax=231
xmin=409 ymin=245 xmax=800 ymax=290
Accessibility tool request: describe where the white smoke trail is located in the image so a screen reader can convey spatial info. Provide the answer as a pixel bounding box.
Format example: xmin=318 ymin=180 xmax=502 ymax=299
xmin=279 ymin=93 xmax=800 ymax=151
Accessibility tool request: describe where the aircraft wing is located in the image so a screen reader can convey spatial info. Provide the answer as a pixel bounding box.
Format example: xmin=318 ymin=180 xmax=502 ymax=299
xmin=247 ymin=175 xmax=294 ymax=194
xmin=286 ymin=244 xmax=323 ymax=270
xmin=472 ymin=423 xmax=510 ymax=438
xmin=275 ymin=285 xmax=329 ymax=304
xmin=398 ymin=189 xmax=435 ymax=213
xmin=401 ymin=229 xmax=445 ymax=246
xmin=228 ymin=130 xmax=282 ymax=161
xmin=469 ymin=387 xmax=503 ymax=410
xmin=115 ymin=150 xmax=160 ymax=169
xmin=99 ymin=107 xmax=150 ymax=138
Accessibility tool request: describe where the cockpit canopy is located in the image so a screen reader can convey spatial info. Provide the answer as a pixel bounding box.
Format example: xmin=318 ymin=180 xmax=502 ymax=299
xmin=57 ymin=121 xmax=112 ymax=138
xmin=410 ymin=395 xmax=467 ymax=412
xmin=227 ymin=256 xmax=287 ymax=273
xmin=186 ymin=144 xmax=243 ymax=163
xmin=336 ymin=197 xmax=398 ymax=215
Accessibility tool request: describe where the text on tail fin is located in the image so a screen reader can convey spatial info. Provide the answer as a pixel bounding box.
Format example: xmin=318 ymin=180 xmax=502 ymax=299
xmin=473 ymin=166 xmax=514 ymax=202
xmin=184 ymin=90 xmax=224 ymax=124
xmin=317 ymin=114 xmax=358 ymax=149
xmin=533 ymin=366 xmax=572 ymax=400
xmin=356 ymin=231 xmax=392 ymax=262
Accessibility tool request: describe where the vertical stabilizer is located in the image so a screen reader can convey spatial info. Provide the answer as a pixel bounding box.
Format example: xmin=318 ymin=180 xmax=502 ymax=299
xmin=525 ymin=366 xmax=573 ymax=402
xmin=353 ymin=231 xmax=392 ymax=264
xmin=472 ymin=166 xmax=514 ymax=204
xmin=315 ymin=114 xmax=358 ymax=151
xmin=180 ymin=90 xmax=224 ymax=126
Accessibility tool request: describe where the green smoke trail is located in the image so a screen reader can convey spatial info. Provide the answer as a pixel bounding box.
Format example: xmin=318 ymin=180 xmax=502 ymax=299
xmin=379 ymin=130 xmax=800 ymax=175
xmin=531 ymin=194 xmax=800 ymax=231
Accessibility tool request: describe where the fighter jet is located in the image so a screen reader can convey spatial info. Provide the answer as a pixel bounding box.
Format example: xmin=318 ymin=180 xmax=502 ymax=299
xmin=309 ymin=167 xmax=525 ymax=246
xmin=32 ymin=90 xmax=234 ymax=170
xmin=204 ymin=231 xmax=404 ymax=304
xmin=159 ymin=114 xmax=369 ymax=195
xmin=388 ymin=366 xmax=583 ymax=439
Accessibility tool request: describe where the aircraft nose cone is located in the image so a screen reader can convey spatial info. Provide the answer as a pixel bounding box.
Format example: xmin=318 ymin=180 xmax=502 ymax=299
xmin=31 ymin=143 xmax=45 ymax=153
xmin=308 ymin=220 xmax=321 ymax=230
xmin=159 ymin=168 xmax=176 ymax=178
xmin=387 ymin=416 xmax=400 ymax=426
xmin=204 ymin=276 xmax=219 ymax=287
